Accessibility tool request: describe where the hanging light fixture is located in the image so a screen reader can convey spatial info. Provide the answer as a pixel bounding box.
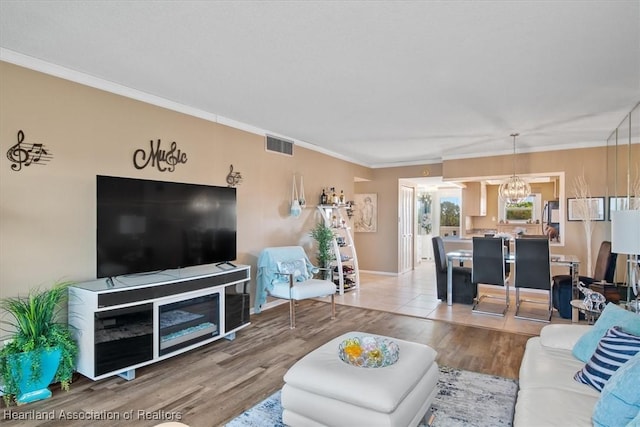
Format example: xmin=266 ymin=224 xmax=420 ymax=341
xmin=499 ymin=133 xmax=531 ymax=204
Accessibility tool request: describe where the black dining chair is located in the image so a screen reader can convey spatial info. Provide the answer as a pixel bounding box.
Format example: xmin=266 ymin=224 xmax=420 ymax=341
xmin=514 ymin=237 xmax=553 ymax=322
xmin=432 ymin=236 xmax=476 ymax=304
xmin=472 ymin=237 xmax=509 ymax=316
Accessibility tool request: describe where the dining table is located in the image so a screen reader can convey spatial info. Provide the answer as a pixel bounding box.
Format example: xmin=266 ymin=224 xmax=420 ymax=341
xmin=445 ymin=249 xmax=580 ymax=306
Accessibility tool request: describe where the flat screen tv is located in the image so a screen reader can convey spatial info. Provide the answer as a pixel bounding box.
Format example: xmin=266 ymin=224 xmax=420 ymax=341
xmin=96 ymin=175 xmax=237 ymax=278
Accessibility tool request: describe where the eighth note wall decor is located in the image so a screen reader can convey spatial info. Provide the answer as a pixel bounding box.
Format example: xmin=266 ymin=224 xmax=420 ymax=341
xmin=6 ymin=130 xmax=53 ymax=171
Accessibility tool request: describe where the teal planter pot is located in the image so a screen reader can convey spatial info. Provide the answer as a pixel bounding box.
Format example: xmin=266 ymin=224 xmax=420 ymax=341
xmin=8 ymin=348 xmax=61 ymax=404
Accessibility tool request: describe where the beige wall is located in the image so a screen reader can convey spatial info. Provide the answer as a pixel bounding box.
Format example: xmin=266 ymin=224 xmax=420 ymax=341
xmin=0 ymin=62 xmax=370 ymax=302
xmin=355 ymin=146 xmax=639 ymax=278
xmin=355 ymin=164 xmax=443 ymax=273
xmin=442 ymin=147 xmax=611 ymax=269
xmin=1 ymin=61 xmax=637 ymax=303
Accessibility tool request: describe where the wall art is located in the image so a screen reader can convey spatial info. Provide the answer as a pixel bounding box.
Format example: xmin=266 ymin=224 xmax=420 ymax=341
xmin=133 ymin=139 xmax=188 ymax=172
xmin=354 ymin=193 xmax=377 ymax=232
xmin=6 ymin=130 xmax=53 ymax=171
xmin=567 ymin=197 xmax=605 ymax=221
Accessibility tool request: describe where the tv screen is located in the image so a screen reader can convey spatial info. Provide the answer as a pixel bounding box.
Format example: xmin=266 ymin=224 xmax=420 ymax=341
xmin=96 ymin=175 xmax=237 ymax=278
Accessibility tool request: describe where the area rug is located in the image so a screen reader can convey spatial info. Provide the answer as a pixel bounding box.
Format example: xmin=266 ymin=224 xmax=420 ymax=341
xmin=226 ymin=365 xmax=518 ymax=427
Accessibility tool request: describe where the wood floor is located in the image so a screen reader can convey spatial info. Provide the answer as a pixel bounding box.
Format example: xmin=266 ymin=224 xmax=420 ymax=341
xmin=2 ymin=301 xmax=532 ymax=427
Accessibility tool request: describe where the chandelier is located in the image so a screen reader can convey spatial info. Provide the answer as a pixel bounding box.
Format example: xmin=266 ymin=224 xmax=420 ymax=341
xmin=498 ymin=133 xmax=531 ymax=204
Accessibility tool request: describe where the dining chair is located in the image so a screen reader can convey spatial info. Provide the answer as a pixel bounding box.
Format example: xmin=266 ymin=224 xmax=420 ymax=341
xmin=432 ymin=236 xmax=476 ymax=304
xmin=514 ymin=237 xmax=553 ymax=321
xmin=487 ymin=234 xmax=512 ymax=276
xmin=471 ymin=237 xmax=509 ymax=316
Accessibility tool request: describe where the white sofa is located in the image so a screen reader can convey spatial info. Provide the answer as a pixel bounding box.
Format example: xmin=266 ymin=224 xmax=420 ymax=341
xmin=515 ymin=303 xmax=640 ymax=427
xmin=514 ymin=324 xmax=600 ymax=426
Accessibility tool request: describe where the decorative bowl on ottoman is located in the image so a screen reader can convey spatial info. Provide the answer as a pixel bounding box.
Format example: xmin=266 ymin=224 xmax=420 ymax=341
xmin=338 ymin=335 xmax=399 ymax=368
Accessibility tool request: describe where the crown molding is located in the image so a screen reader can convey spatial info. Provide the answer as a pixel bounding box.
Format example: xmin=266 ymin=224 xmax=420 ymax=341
xmin=1 ymin=48 xmax=368 ymax=167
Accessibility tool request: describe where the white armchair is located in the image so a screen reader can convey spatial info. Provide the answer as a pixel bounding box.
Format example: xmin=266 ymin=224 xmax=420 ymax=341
xmin=255 ymin=246 xmax=336 ymax=328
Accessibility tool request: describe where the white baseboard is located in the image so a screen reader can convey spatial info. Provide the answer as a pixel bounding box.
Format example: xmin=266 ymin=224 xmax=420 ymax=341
xmin=250 ymin=299 xmax=288 ymax=315
xmin=359 ymin=270 xmax=398 ymax=276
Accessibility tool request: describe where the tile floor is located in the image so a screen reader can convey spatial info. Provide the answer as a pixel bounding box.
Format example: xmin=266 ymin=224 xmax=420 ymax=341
xmin=328 ymin=259 xmax=572 ymax=336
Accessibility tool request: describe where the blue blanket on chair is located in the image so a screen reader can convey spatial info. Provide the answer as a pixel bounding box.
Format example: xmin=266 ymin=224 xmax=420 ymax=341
xmin=254 ymin=246 xmax=318 ymax=313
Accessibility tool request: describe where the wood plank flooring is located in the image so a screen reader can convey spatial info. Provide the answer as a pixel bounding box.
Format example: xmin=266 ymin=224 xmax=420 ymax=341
xmin=2 ymin=301 xmax=532 ymax=427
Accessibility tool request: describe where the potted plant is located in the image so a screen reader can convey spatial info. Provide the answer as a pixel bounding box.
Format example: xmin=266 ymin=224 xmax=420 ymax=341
xmin=0 ymin=281 xmax=78 ymax=406
xmin=310 ymin=221 xmax=335 ymax=274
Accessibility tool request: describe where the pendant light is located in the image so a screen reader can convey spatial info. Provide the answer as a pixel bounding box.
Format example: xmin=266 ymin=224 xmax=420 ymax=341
xmin=498 ymin=133 xmax=531 ymax=204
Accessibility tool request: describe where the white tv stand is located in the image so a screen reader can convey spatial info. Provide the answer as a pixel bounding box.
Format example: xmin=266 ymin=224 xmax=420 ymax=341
xmin=68 ymin=264 xmax=250 ymax=381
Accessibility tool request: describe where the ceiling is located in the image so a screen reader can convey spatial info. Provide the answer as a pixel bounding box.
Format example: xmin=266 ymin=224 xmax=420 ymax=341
xmin=1 ymin=1 xmax=638 ymax=168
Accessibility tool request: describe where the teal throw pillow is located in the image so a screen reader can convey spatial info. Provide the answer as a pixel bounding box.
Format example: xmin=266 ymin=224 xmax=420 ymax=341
xmin=573 ymin=303 xmax=640 ymax=362
xmin=592 ymin=352 xmax=640 ymax=427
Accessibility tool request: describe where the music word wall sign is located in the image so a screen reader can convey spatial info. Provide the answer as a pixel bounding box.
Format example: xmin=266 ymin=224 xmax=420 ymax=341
xmin=6 ymin=130 xmax=53 ymax=171
xmin=133 ymin=139 xmax=188 ymax=172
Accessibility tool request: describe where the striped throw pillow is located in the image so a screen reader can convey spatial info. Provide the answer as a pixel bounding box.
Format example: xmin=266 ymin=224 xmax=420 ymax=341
xmin=574 ymin=326 xmax=640 ymax=392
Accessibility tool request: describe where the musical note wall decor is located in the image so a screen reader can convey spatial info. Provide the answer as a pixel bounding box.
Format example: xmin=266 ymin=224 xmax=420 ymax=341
xmin=133 ymin=139 xmax=188 ymax=172
xmin=226 ymin=164 xmax=243 ymax=187
xmin=6 ymin=130 xmax=53 ymax=171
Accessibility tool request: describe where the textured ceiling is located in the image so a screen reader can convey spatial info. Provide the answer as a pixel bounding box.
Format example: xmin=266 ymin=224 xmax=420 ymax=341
xmin=1 ymin=1 xmax=638 ymax=167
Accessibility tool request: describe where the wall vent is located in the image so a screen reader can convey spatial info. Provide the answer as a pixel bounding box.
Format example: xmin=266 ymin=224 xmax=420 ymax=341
xmin=265 ymin=135 xmax=294 ymax=156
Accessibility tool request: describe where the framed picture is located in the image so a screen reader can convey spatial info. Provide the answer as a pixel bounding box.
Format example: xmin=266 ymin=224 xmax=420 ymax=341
xmin=354 ymin=193 xmax=377 ymax=232
xmin=608 ymin=196 xmax=640 ymax=220
xmin=567 ymin=197 xmax=605 ymax=221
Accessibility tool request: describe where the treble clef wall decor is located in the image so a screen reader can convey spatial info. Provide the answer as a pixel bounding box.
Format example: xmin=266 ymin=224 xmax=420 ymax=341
xmin=6 ymin=130 xmax=53 ymax=172
xmin=226 ymin=164 xmax=243 ymax=187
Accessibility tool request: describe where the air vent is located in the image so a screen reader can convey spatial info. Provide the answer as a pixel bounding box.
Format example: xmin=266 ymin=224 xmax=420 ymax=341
xmin=265 ymin=135 xmax=294 ymax=156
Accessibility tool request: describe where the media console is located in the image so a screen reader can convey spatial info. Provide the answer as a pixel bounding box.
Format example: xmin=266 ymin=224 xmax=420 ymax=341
xmin=68 ymin=264 xmax=250 ymax=381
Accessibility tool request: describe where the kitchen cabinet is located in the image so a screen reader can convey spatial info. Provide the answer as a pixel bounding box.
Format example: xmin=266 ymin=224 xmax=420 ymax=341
xmin=463 ymin=181 xmax=486 ymax=216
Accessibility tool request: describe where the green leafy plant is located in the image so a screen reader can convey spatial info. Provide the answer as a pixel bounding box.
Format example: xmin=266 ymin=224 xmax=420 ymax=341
xmin=310 ymin=221 xmax=335 ymax=268
xmin=0 ymin=282 xmax=78 ymax=406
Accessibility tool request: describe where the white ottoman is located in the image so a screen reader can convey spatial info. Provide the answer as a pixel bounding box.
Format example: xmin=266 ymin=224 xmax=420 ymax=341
xmin=282 ymin=331 xmax=439 ymax=427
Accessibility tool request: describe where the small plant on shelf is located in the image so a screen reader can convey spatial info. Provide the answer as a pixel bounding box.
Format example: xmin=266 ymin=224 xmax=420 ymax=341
xmin=0 ymin=282 xmax=78 ymax=406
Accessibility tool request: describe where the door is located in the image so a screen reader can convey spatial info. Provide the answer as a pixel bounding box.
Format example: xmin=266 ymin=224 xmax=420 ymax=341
xmin=399 ymin=185 xmax=414 ymax=274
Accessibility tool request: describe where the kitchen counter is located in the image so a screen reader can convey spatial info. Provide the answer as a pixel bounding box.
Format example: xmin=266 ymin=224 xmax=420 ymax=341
xmin=497 ymin=223 xmax=543 ymax=235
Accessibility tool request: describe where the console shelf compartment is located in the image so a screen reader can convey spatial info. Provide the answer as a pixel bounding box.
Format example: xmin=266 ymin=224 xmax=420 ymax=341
xmin=160 ymin=322 xmax=218 ymax=350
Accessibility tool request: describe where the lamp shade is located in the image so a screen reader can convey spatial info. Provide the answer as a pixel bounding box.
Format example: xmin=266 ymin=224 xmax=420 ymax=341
xmin=611 ymin=210 xmax=640 ymax=255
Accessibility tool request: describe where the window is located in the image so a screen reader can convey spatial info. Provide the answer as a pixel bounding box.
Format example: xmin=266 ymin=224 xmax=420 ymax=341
xmin=500 ymin=194 xmax=540 ymax=223
xmin=440 ymin=196 xmax=461 ymax=226
xmin=506 ymin=200 xmax=534 ymax=221
xmin=417 ymin=192 xmax=433 ymax=235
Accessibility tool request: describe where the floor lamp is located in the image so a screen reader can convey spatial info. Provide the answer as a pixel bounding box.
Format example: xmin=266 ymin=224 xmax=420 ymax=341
xmin=611 ymin=210 xmax=640 ymax=313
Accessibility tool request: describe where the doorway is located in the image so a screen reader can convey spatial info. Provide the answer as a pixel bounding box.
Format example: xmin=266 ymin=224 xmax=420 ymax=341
xmin=399 ymin=185 xmax=414 ymax=274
